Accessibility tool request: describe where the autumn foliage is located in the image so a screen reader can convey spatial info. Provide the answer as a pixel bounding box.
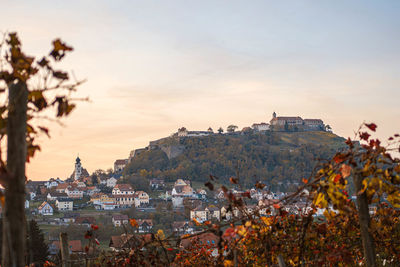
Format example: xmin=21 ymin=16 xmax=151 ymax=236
xmin=92 ymin=123 xmax=400 ymax=266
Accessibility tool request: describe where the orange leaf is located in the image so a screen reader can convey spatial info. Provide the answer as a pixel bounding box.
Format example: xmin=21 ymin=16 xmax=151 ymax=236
xmin=302 ymin=178 xmax=308 ymax=184
xmin=229 ymin=177 xmax=238 ymax=184
xmin=340 ymin=164 xmax=351 ymax=178
xmin=129 ymin=218 xmax=138 ymax=228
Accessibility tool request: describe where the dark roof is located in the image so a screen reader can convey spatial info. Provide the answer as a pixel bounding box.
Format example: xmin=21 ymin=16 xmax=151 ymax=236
xmin=75 ymin=216 xmax=96 ymax=224
xmin=112 ymin=214 xmax=129 ymax=221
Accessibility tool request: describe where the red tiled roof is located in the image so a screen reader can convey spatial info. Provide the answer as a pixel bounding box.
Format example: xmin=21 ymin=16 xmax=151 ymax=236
xmin=114 ymin=184 xmax=133 ymax=191
xmin=52 ymin=240 xmax=83 ymax=252
xmin=114 ymin=159 xmax=128 ymax=165
xmin=181 ymin=232 xmax=219 ymax=249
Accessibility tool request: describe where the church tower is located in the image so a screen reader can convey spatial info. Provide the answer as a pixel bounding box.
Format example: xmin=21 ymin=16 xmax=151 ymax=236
xmin=74 ymin=156 xmax=82 ymax=180
xmin=272 ymin=111 xmax=277 ymax=119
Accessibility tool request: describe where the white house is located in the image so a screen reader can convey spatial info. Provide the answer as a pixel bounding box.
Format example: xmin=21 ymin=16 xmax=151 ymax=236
xmin=112 ymin=184 xmax=134 ymax=195
xmin=38 ymin=201 xmax=53 ymax=216
xmin=134 ymin=191 xmax=150 ymax=207
xmin=114 ymin=159 xmax=128 ymax=173
xmin=56 ymin=198 xmax=73 ymax=211
xmin=65 ymin=187 xmax=84 ymax=199
xmin=190 ymin=205 xmax=221 ymax=223
xmin=251 ymin=123 xmax=270 ymax=131
xmin=106 ymin=177 xmax=117 ymax=188
xmin=112 ymin=214 xmax=129 ymax=227
xmin=45 ymin=178 xmax=59 ymax=189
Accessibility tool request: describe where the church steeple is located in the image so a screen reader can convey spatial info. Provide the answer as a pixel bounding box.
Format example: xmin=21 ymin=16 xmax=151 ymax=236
xmin=74 ymin=155 xmax=82 ymax=180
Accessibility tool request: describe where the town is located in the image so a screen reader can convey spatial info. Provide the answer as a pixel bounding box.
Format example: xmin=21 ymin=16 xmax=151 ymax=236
xmin=16 ymin=113 xmax=340 ymax=259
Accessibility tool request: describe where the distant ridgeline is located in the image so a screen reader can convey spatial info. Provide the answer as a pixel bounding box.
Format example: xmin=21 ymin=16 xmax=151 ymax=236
xmin=124 ymin=113 xmax=345 ymax=190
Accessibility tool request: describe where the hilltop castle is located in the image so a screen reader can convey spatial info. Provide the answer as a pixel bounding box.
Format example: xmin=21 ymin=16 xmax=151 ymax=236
xmin=269 ymin=112 xmax=325 ymax=131
xmin=127 ymin=112 xmax=329 ymax=161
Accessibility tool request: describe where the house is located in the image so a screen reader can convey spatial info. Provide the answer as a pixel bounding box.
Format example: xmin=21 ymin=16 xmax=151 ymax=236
xmin=56 ymin=198 xmax=73 ymax=211
xmin=112 ymin=214 xmax=129 ymax=227
xmin=61 ymin=213 xmax=79 ymax=224
xmin=109 ymin=234 xmax=133 ymax=251
xmin=45 ymin=178 xmax=59 ymax=189
xmin=137 ymin=219 xmax=153 ymax=233
xmin=208 ymin=206 xmax=221 ymax=221
xmin=149 ymin=178 xmax=165 ymax=190
xmin=106 ymin=177 xmax=117 ymax=188
xmin=112 ymin=184 xmax=134 ymax=195
xmin=134 ymin=191 xmax=150 ymax=207
xmin=190 ymin=206 xmax=209 ymax=222
xmin=55 ymin=183 xmax=70 ymax=193
xmin=180 ymin=232 xmax=219 ymax=257
xmin=172 ymin=182 xmax=194 ymax=197
xmin=270 ymin=116 xmax=303 ymax=126
xmin=196 ymin=189 xmax=207 ymax=199
xmin=25 ymin=199 xmax=29 ymax=209
xmin=251 ymin=122 xmax=270 ymax=132
xmin=303 ymin=119 xmax=324 ymax=130
xmin=75 ymin=181 xmax=87 ymax=188
xmin=75 ymin=216 xmax=96 ymax=226
xmin=101 ymin=202 xmax=119 ymax=210
xmin=114 ymin=159 xmax=128 ymax=172
xmin=50 ymin=240 xmax=83 ymax=255
xmin=26 ymin=180 xmax=45 ymax=193
xmin=190 ymin=206 xmax=221 ymax=223
xmin=113 ymin=194 xmax=135 ymax=208
xmin=109 ymin=233 xmax=152 ymax=252
xmin=172 ymin=221 xmax=194 ymax=235
xmin=177 ymin=127 xmax=211 ymax=137
xmin=47 ymin=191 xmax=68 ymax=201
xmin=85 ymin=186 xmax=100 ymax=196
xmin=38 ymin=201 xmax=53 ymax=215
xmin=65 ymin=186 xmax=84 ymax=199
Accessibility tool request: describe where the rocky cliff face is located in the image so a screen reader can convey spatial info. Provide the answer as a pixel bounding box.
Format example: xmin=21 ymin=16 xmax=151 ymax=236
xmin=160 ymin=144 xmax=185 ymax=159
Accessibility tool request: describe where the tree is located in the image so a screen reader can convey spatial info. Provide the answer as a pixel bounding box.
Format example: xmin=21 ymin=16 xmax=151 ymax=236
xmin=0 ymin=33 xmax=82 ymax=266
xmin=227 ymin=125 xmax=238 ymax=133
xmin=217 ymin=127 xmax=224 ymax=134
xmin=26 ymin=220 xmax=49 ymax=265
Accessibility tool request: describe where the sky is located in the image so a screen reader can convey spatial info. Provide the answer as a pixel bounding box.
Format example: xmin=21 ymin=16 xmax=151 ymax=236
xmin=1 ymin=0 xmax=399 ymax=180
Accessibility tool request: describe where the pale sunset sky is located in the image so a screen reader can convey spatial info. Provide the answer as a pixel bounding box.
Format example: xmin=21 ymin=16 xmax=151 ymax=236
xmin=1 ymin=1 xmax=399 ymax=180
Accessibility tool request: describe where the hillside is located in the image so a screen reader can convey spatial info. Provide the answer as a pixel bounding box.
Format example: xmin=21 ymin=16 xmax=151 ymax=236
xmin=124 ymin=131 xmax=347 ymax=190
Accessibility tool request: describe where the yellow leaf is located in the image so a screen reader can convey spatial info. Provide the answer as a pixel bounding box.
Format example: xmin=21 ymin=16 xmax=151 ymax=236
xmin=224 ymin=260 xmax=233 ymax=267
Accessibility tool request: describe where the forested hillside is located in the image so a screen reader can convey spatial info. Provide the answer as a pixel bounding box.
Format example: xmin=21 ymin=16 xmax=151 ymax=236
xmin=124 ymin=131 xmax=346 ymax=190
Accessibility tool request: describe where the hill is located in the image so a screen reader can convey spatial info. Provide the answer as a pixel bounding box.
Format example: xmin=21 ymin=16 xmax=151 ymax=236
xmin=124 ymin=131 xmax=347 ymax=190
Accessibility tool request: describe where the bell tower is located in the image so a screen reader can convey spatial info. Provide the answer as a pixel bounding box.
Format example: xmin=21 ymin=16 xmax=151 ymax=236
xmin=74 ymin=156 xmax=82 ymax=180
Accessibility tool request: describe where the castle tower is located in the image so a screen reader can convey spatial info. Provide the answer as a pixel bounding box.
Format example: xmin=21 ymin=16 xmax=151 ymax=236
xmin=74 ymin=156 xmax=82 ymax=180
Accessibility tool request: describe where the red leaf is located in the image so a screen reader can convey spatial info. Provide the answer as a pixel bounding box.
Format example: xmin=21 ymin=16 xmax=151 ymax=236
xmin=242 ymin=191 xmax=251 ymax=198
xmin=333 ymin=153 xmax=346 ymax=164
xmin=333 ymin=174 xmax=341 ymax=183
xmin=359 ymin=132 xmax=370 ymax=141
xmin=365 ymin=123 xmax=377 ymax=132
